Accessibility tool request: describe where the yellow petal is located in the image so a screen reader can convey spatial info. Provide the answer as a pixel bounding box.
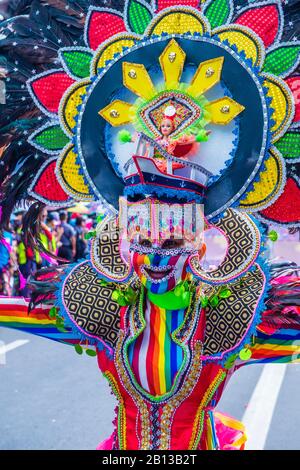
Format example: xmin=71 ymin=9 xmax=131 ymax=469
xmin=263 ymin=74 xmax=294 ymax=142
xmin=99 ymin=99 xmax=133 ymax=126
xmin=122 ymin=62 xmax=156 ymax=100
xmin=91 ymin=34 xmax=138 ymax=75
xmin=187 ymin=56 xmax=224 ymax=97
xmin=205 ymin=97 xmax=245 ymax=125
xmin=213 ymin=25 xmax=265 ymax=68
xmin=145 ymin=8 xmax=209 ymax=36
xmin=239 ymin=148 xmax=285 ymax=210
xmin=159 ymin=39 xmax=186 ymax=89
xmin=60 ymin=79 xmax=90 ymax=136
xmin=56 ymin=144 xmax=93 ymax=200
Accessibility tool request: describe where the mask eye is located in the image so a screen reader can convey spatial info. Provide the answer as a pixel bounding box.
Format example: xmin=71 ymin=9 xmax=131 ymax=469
xmin=161 ymin=239 xmax=184 ymax=249
xmin=139 ymin=238 xmax=152 ymax=248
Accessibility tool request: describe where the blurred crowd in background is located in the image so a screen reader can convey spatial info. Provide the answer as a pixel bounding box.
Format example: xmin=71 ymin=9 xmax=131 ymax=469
xmin=0 ymin=203 xmax=103 ymax=297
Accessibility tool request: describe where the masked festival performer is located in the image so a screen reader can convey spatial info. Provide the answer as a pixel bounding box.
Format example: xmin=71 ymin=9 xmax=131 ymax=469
xmin=0 ymin=0 xmax=300 ymax=451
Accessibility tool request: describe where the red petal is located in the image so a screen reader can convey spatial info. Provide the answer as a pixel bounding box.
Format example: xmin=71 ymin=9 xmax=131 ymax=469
xmin=87 ymin=10 xmax=126 ymax=50
xmin=285 ymin=76 xmax=300 ymax=124
xmin=155 ymin=0 xmax=200 ymax=12
xmin=30 ymin=72 xmax=75 ymax=114
xmin=33 ymin=161 xmax=70 ymax=203
xmin=234 ymin=4 xmax=280 ymax=47
xmin=260 ymin=178 xmax=300 ymax=224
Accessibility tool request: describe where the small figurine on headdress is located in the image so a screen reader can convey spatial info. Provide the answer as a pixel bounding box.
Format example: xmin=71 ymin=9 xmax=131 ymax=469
xmin=154 ymin=104 xmax=210 ymax=173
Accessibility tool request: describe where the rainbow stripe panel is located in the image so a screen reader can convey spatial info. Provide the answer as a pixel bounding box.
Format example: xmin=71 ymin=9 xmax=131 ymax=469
xmin=244 ymin=328 xmax=300 ymax=365
xmin=128 ymin=302 xmax=185 ymax=396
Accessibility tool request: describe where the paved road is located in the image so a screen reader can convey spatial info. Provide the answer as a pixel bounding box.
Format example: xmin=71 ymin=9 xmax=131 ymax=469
xmin=1 ymin=326 xmax=299 ymax=450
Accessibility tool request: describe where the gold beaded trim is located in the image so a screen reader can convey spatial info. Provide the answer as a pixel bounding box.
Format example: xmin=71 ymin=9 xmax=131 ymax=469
xmin=262 ymin=73 xmax=294 ymax=142
xmin=56 ymin=143 xmax=94 ymax=200
xmin=144 ymin=7 xmax=210 ymax=37
xmin=58 ymin=78 xmax=91 ymax=136
xmin=239 ymin=146 xmax=286 ymax=210
xmin=212 ymin=24 xmax=265 ymax=69
xmin=91 ymin=33 xmax=139 ymax=76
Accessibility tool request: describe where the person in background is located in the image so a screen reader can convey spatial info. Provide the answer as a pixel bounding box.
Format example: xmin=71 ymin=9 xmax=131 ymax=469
xmin=74 ymin=216 xmax=88 ymax=261
xmin=38 ymin=208 xmax=57 ymax=266
xmin=16 ymin=216 xmax=38 ymax=296
xmin=57 ymin=211 xmax=76 ymax=262
xmin=0 ymin=228 xmax=15 ymax=295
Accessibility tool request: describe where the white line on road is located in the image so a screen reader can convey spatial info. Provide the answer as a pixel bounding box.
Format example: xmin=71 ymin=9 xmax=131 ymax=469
xmin=242 ymin=364 xmax=287 ymax=450
xmin=0 ymin=339 xmax=29 ymax=354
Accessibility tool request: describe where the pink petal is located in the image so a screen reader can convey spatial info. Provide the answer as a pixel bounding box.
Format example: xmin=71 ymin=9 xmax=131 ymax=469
xmin=30 ymin=71 xmax=75 ymax=114
xmin=234 ymin=3 xmax=281 ymax=47
xmin=155 ymin=1 xmax=200 ymax=12
xmin=285 ymin=76 xmax=300 ymax=124
xmin=87 ymin=10 xmax=126 ymax=50
xmin=33 ymin=161 xmax=71 ymax=203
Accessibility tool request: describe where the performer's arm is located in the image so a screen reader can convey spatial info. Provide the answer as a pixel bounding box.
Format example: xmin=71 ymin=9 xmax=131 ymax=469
xmin=238 ymin=308 xmax=300 ymax=366
xmin=0 ymin=296 xmax=80 ymax=346
xmin=236 ymin=265 xmax=300 ymax=367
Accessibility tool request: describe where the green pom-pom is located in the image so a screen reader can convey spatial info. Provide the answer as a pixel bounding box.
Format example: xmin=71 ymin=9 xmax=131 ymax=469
xmin=219 ymin=288 xmax=232 ymax=299
xmin=196 ymin=130 xmax=209 ymax=142
xmin=209 ymin=294 xmax=219 ymax=308
xmin=118 ymin=129 xmax=132 ymax=144
xmin=268 ymin=230 xmax=278 ymax=242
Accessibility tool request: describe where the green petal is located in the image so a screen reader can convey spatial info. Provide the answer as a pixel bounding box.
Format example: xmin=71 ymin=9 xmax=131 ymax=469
xmin=86 ymin=349 xmax=97 ymax=357
xmin=219 ymin=288 xmax=232 ymax=299
xmin=61 ymin=50 xmax=92 ymax=79
xmin=49 ymin=306 xmax=57 ymax=319
xmin=204 ymin=0 xmax=232 ymax=29
xmin=275 ymin=131 xmax=300 ymax=160
xmin=126 ymin=0 xmax=153 ymax=35
xmin=209 ymin=294 xmax=219 ymax=308
xmin=74 ymin=344 xmax=83 ymax=355
xmin=263 ymin=44 xmax=300 ymax=77
xmin=30 ymin=124 xmax=69 ymax=152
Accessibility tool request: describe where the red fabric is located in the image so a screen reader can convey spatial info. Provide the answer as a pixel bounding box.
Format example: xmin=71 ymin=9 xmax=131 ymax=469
xmin=234 ymin=4 xmax=280 ymax=47
xmin=169 ymin=363 xmax=223 ymax=450
xmin=260 ymin=178 xmax=300 ymax=224
xmin=87 ymin=10 xmax=126 ymax=50
xmin=285 ymin=76 xmax=300 ymax=124
xmin=96 ymin=347 xmax=140 ymax=450
xmin=33 ymin=161 xmax=70 ymax=203
xmin=31 ymin=72 xmax=75 ymax=114
xmin=94 ymin=305 xmax=240 ymax=450
xmin=155 ymin=0 xmax=200 ymax=12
